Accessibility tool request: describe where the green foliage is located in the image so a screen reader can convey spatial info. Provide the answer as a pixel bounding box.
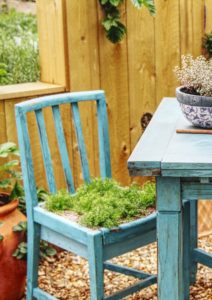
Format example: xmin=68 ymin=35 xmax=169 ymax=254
xmin=203 ymin=32 xmax=212 ymax=58
xmin=39 ymin=241 xmax=57 ymax=260
xmin=99 ymin=0 xmax=155 ymax=43
xmin=13 ymin=221 xmax=27 ymax=232
xmin=13 ymin=240 xmax=57 ymax=260
xmin=131 ymin=0 xmax=155 ymax=14
xmin=12 ymin=221 xmax=56 ymax=260
xmin=0 ymin=9 xmax=40 ymax=85
xmin=46 ymin=178 xmax=156 ymax=228
xmin=12 ymin=242 xmax=27 ymax=259
xmin=0 ymin=142 xmax=22 ymax=203
xmin=18 ymin=187 xmax=48 ymax=215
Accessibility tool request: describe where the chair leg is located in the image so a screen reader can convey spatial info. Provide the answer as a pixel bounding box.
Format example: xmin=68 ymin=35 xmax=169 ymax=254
xmin=183 ymin=200 xmax=191 ymax=300
xmin=26 ymin=223 xmax=41 ymax=300
xmin=190 ymin=200 xmax=198 ymax=284
xmin=87 ymin=233 xmax=104 ymax=300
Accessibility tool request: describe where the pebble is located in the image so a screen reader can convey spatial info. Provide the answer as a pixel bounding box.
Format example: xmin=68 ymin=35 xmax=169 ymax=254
xmin=21 ymin=235 xmax=211 ymax=299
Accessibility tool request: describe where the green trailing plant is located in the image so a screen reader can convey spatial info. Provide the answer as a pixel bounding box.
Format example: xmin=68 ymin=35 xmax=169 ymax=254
xmin=12 ymin=220 xmax=57 ymax=260
xmin=99 ymin=0 xmax=156 ymax=43
xmin=0 ymin=9 xmax=39 ymax=85
xmin=45 ymin=178 xmax=156 ymax=228
xmin=203 ymin=32 xmax=212 ymax=58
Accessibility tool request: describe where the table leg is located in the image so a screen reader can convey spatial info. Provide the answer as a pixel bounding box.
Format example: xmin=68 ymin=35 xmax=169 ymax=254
xmin=157 ymin=177 xmax=184 ymax=300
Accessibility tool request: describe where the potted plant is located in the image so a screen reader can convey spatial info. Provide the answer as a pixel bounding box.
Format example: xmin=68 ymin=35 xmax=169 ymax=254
xmin=174 ymin=54 xmax=212 ymax=128
xmin=0 ymin=142 xmax=26 ymax=300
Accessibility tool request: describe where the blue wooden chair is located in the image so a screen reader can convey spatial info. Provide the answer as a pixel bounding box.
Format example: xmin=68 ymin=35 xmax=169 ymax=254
xmin=183 ymin=198 xmax=212 ymax=298
xmin=15 ymin=91 xmax=157 ymax=300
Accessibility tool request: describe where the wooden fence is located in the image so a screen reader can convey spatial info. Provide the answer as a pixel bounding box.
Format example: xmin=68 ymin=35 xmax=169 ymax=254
xmin=0 ymin=0 xmax=211 ymax=234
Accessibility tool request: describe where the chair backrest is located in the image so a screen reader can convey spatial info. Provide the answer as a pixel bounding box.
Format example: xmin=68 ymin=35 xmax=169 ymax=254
xmin=15 ymin=90 xmax=111 ymax=208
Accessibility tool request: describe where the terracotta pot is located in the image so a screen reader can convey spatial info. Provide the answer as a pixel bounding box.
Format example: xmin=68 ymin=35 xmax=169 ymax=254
xmin=0 ymin=194 xmax=26 ymax=300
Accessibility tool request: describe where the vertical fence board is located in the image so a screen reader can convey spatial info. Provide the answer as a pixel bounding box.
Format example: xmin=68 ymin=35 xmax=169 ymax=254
xmin=192 ymin=0 xmax=205 ymax=56
xmin=180 ymin=0 xmax=193 ymax=55
xmin=97 ymin=2 xmax=131 ymax=184
xmin=205 ymin=0 xmax=212 ymax=32
xmin=66 ymin=0 xmax=100 ymax=186
xmin=127 ymin=7 xmax=156 ymax=150
xmin=0 ymin=101 xmax=7 ymax=143
xmin=155 ymin=0 xmax=180 ymax=105
xmin=36 ymin=0 xmax=68 ymax=86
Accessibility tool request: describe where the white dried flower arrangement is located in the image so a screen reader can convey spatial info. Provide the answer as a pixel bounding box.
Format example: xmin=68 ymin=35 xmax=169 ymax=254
xmin=174 ymin=55 xmax=212 ymax=97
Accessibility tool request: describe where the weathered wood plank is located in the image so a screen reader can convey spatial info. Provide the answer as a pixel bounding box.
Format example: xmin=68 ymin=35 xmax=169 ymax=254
xmin=193 ymin=248 xmax=212 ymax=268
xmin=101 ymin=213 xmax=156 ymax=245
xmin=180 ymin=0 xmax=193 ymax=55
xmin=87 ymin=233 xmax=104 ymax=300
xmin=52 ymin=105 xmax=75 ymax=192
xmin=33 ymin=288 xmax=57 ymax=300
xmin=97 ymin=1 xmax=130 ymax=184
xmin=182 ymin=182 xmax=212 ymax=200
xmin=103 ymin=229 xmax=155 ymax=261
xmin=157 ymin=177 xmax=181 ymax=211
xmin=36 ymin=0 xmax=68 ymax=86
xmin=162 ymin=119 xmax=212 ymax=170
xmin=33 ymin=206 xmax=95 ymax=244
xmin=0 ymin=82 xmax=65 ymax=100
xmin=128 ymin=98 xmax=180 ymax=174
xmin=41 ymin=226 xmax=88 ymax=258
xmin=192 ymin=0 xmax=204 ymax=57
xmin=35 ymin=109 xmax=57 ymax=193
xmin=71 ymin=102 xmax=90 ymax=182
xmin=205 ymin=0 xmax=212 ymax=33
xmin=96 ymin=97 xmax=111 ymax=178
xmin=157 ymin=213 xmax=183 ymax=300
xmin=127 ymin=4 xmax=156 ymax=150
xmin=155 ymin=0 xmax=180 ymax=105
xmin=104 ymin=262 xmax=154 ymax=280
xmin=66 ymin=0 xmax=100 ymax=185
xmin=104 ymin=275 xmax=157 ymax=300
xmin=0 ymin=101 xmax=7 ymax=143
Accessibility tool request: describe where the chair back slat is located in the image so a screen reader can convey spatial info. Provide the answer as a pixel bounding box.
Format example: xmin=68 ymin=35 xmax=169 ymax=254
xmin=97 ymin=97 xmax=111 ymax=178
xmin=52 ymin=105 xmax=75 ymax=193
xmin=16 ymin=91 xmax=111 ymax=198
xmin=71 ymin=102 xmax=90 ymax=183
xmin=35 ymin=109 xmax=57 ymax=193
xmin=15 ymin=108 xmax=38 ymax=211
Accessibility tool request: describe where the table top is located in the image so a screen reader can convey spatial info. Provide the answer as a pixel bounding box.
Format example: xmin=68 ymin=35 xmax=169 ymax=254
xmin=128 ymin=98 xmax=212 ymax=178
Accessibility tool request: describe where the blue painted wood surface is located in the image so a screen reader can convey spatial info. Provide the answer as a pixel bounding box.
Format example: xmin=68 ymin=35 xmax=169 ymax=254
xmin=128 ymin=98 xmax=212 ymax=300
xmin=15 ymin=91 xmax=157 ymax=300
xmin=52 ymin=105 xmax=75 ymax=193
xmin=35 ymin=109 xmax=57 ymax=193
xmin=71 ymin=102 xmax=91 ymax=182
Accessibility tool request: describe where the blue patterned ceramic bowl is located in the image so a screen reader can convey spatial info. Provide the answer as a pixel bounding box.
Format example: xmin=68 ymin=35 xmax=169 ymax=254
xmin=176 ymin=87 xmax=212 ymax=128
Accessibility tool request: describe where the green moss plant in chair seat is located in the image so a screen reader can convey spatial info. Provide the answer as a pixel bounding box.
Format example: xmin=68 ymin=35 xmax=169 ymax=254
xmin=45 ymin=178 xmax=155 ymax=229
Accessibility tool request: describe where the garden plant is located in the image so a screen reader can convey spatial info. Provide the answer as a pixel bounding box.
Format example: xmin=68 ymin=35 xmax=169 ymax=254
xmin=99 ymin=0 xmax=155 ymax=43
xmin=45 ymin=178 xmax=155 ymax=229
xmin=0 ymin=8 xmax=39 ymax=85
xmin=174 ymin=55 xmax=212 ymax=128
xmin=0 ymin=142 xmax=26 ymax=300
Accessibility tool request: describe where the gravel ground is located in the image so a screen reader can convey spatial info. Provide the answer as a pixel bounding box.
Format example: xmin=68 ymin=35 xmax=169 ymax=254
xmin=24 ymin=235 xmax=212 ymax=300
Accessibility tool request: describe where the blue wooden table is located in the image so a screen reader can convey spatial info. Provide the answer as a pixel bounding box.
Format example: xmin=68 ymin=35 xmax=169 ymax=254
xmin=128 ymin=98 xmax=212 ymax=300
